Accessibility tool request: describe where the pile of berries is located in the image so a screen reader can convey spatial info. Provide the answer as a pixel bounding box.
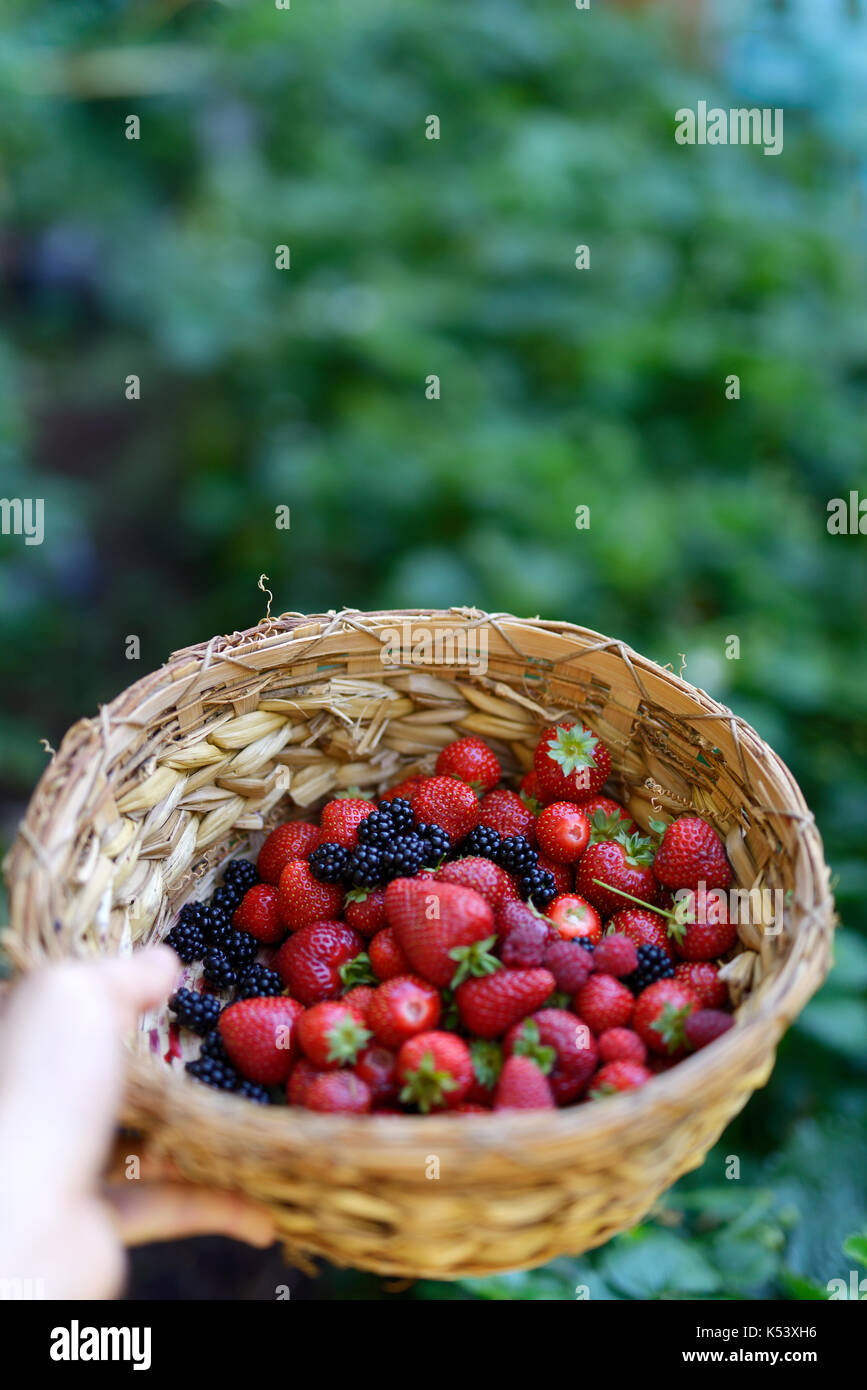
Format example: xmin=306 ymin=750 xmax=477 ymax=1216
xmin=166 ymin=726 xmax=736 ymax=1112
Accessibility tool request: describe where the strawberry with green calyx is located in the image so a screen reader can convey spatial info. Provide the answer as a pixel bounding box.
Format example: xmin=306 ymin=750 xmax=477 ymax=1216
xmin=546 ymin=893 xmax=602 ymax=943
xmin=448 ymin=935 xmax=500 ymax=988
xmin=588 ymin=807 xmax=637 ymax=846
xmin=506 ymin=1018 xmax=555 ymax=1074
xmin=666 ymin=888 xmax=737 ymax=961
xmin=456 ymin=968 xmax=555 ymax=1039
xmin=385 ymin=877 xmax=496 ymax=988
xmin=338 ymin=951 xmax=378 ymax=990
xmin=397 ymin=1032 xmax=473 ymax=1112
xmin=297 ymin=1000 xmax=372 ymax=1069
xmin=273 ymin=921 xmax=362 ymax=1004
xmin=633 ymin=978 xmax=699 ymax=1056
xmin=466 ymin=1038 xmax=503 ymax=1104
xmin=507 ymin=1009 xmax=599 ymax=1103
xmin=344 ymin=886 xmax=387 ymax=938
xmin=589 ymin=1060 xmax=652 ymax=1097
xmin=575 ymin=832 xmax=658 ymax=917
xmin=435 ymin=736 xmax=501 ymax=795
xmin=494 ymin=1055 xmax=556 ymax=1110
xmin=478 ymin=788 xmax=538 ymax=844
xmin=652 ymin=815 xmax=732 ymax=892
xmin=534 ymin=720 xmax=611 ymax=804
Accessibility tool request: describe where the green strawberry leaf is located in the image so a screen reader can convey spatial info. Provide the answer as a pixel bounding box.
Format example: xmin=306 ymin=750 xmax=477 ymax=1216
xmin=339 ymin=951 xmax=377 ymax=988
xmin=546 ymin=723 xmax=599 ymax=780
xmin=470 ymin=1038 xmax=503 ymax=1089
xmin=449 ymin=934 xmax=501 ymax=988
xmin=512 ymin=1019 xmax=556 ymax=1074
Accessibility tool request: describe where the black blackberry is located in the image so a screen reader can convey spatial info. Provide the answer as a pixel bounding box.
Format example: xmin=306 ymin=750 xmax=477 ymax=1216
xmin=200 ymin=905 xmax=232 ymax=946
xmin=416 ymin=822 xmax=451 ymax=864
xmin=347 ymin=843 xmax=387 ymax=888
xmin=356 ymin=808 xmax=396 ymax=847
xmin=200 ymin=1030 xmax=230 ymax=1063
xmin=165 ymin=920 xmax=206 ymax=964
xmin=177 ymin=900 xmax=210 ymax=928
xmin=573 ymin=936 xmax=596 ymax=953
xmin=386 ymin=797 xmax=415 ymax=833
xmin=211 ymin=882 xmax=244 ymax=916
xmin=168 ymin=988 xmax=221 ymax=1034
xmin=623 ymin=943 xmax=675 ymax=994
xmin=237 ymin=1079 xmax=272 ymax=1104
xmin=497 ymin=835 xmax=538 ymax=876
xmin=226 ymin=928 xmax=258 ymax=970
xmin=186 ymin=1055 xmax=238 ymax=1092
xmin=237 ymin=963 xmax=283 ymax=1000
xmin=309 ymin=841 xmax=351 ymax=884
xmin=519 ymin=867 xmax=557 ymax=909
xmin=202 ymin=949 xmax=238 ymax=991
xmin=382 ymin=833 xmax=426 ymax=879
xmin=224 ymin=858 xmax=259 ymax=889
xmin=463 ymin=824 xmax=501 ymax=860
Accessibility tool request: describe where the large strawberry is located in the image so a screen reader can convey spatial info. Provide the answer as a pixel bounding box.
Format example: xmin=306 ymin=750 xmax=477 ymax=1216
xmin=575 ymin=973 xmax=635 ymax=1032
xmin=536 ymin=802 xmax=591 ymax=864
xmin=297 ymin=1000 xmax=371 ymax=1068
xmin=478 ymin=788 xmax=537 ymax=843
xmin=435 ymin=856 xmax=517 ymax=909
xmin=232 ymin=883 xmax=285 ymax=944
xmin=385 ymin=877 xmax=496 ymax=988
xmin=505 ymin=1009 xmax=599 ymax=1103
xmin=277 ymin=859 xmax=344 ymax=930
xmin=257 ymin=820 xmax=320 ymax=885
xmin=435 ymin=736 xmax=501 ymax=794
xmin=273 ymin=921 xmax=362 ymax=1005
xmin=533 ymin=720 xmax=611 ymax=804
xmin=575 ymin=834 xmax=658 ymax=916
xmin=397 ymin=1031 xmax=473 ymax=1112
xmin=368 ymin=974 xmax=442 ymax=1048
xmin=218 ymin=995 xmax=304 ymax=1084
xmin=652 ymin=815 xmax=732 ymax=891
xmin=411 ymin=775 xmax=480 ymax=843
xmin=304 ymin=1071 xmax=372 ymax=1113
xmin=633 ymin=979 xmax=699 ymax=1057
xmin=494 ymin=1055 xmax=555 ymax=1110
xmin=319 ymin=796 xmax=375 ymax=849
xmin=667 ymin=888 xmax=737 ymax=961
xmin=456 ymin=968 xmax=555 ymax=1039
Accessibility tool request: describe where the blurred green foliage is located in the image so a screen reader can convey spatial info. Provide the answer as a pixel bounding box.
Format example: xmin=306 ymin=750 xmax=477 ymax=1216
xmin=0 ymin=0 xmax=864 ymax=1298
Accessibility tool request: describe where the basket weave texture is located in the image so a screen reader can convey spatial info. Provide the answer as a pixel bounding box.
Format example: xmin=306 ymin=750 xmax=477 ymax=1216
xmin=4 ymin=610 xmax=835 ymax=1278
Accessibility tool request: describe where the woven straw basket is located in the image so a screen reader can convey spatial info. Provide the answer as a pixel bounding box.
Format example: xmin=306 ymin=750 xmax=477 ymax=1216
xmin=4 ymin=609 xmax=835 ymax=1279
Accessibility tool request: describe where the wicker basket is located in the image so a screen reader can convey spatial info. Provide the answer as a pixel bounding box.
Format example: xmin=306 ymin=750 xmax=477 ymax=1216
xmin=3 ymin=609 xmax=835 ymax=1279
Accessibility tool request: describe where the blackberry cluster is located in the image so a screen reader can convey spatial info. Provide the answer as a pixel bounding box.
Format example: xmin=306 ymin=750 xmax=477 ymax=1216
xmin=346 ymin=843 xmax=387 ymax=888
xmin=357 ymin=806 xmax=401 ymax=847
xmin=200 ymin=1031 xmax=230 ymax=1063
xmin=202 ymin=949 xmax=238 ymax=991
xmin=237 ymin=963 xmax=283 ymax=1000
xmin=165 ymin=920 xmax=206 ymax=964
xmin=415 ymin=822 xmax=451 ymax=864
xmin=623 ymin=944 xmax=675 ymax=994
xmin=382 ymin=833 xmax=427 ymax=878
xmin=237 ymin=1079 xmax=271 ymax=1104
xmin=519 ymin=867 xmax=557 ymax=908
xmin=207 ymin=918 xmax=257 ymax=970
xmin=224 ymin=859 xmax=259 ymax=890
xmin=497 ymin=835 xmax=538 ymax=876
xmin=169 ymin=988 xmax=221 ymax=1034
xmin=211 ymin=882 xmax=244 ymax=916
xmin=463 ymin=825 xmax=501 ymax=860
xmin=177 ymin=901 xmax=211 ymax=929
xmin=385 ymin=797 xmax=415 ymax=834
xmin=186 ymin=1055 xmax=238 ymax=1092
xmin=309 ymin=842 xmax=351 ymax=883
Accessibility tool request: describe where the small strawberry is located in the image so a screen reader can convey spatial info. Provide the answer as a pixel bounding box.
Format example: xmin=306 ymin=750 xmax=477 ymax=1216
xmin=465 ymin=1038 xmax=503 ymax=1105
xmin=575 ymin=973 xmax=635 ymax=1033
xmin=506 ymin=1009 xmax=599 ymax=1103
xmin=456 ymin=968 xmax=555 ymax=1039
xmin=589 ymin=1060 xmax=652 ymax=1097
xmin=379 ymin=774 xmax=426 ymax=804
xmin=543 ymin=939 xmax=594 ymax=993
xmin=533 ymin=720 xmax=611 ymax=804
xmin=397 ymin=1031 xmax=473 ymax=1111
xmin=232 ymin=883 xmax=285 ymax=944
xmin=652 ymin=815 xmax=732 ymax=891
xmin=304 ymin=1071 xmax=372 ymax=1113
xmin=319 ymin=796 xmax=375 ymax=849
xmin=478 ymin=788 xmax=537 ymax=844
xmin=368 ymin=926 xmax=410 ymax=981
xmin=591 ymin=933 xmax=638 ymax=978
xmin=581 ymin=797 xmax=636 ymax=839
xmin=354 ymin=1044 xmax=398 ymax=1104
xmin=436 ymin=856 xmax=517 ymax=909
xmin=546 ymin=893 xmax=602 ymax=943
xmin=273 ymin=921 xmax=363 ymax=1005
xmin=673 ymin=961 xmax=727 ymax=1009
xmin=519 ymin=769 xmax=542 ymax=813
xmin=342 ymin=984 xmax=377 ymax=1023
xmin=385 ymin=878 xmax=497 ymax=988
xmin=297 ymin=1000 xmax=371 ymax=1068
xmin=608 ymin=907 xmax=675 ymax=961
xmin=412 ymin=776 xmax=480 ymax=843
xmin=633 ymin=979 xmax=699 ymax=1056
xmin=257 ymin=820 xmax=321 ymax=885
xmin=368 ymin=974 xmax=442 ymax=1048
xmin=668 ymin=888 xmax=737 ymax=962
xmin=287 ymin=1056 xmax=325 ymax=1106
xmin=536 ymin=802 xmax=591 ymax=864
xmin=574 ymin=834 xmax=658 ymax=917
xmin=435 ymin=736 xmax=501 ymax=794
xmin=494 ymin=1055 xmax=555 ymax=1110
xmin=344 ymin=887 xmax=387 ymax=938
xmin=218 ymin=995 xmax=305 ymax=1084
xmin=277 ymin=859 xmax=344 ymax=931
xmin=685 ymin=1008 xmax=734 ymax=1051
xmin=597 ymin=1027 xmax=648 ymax=1065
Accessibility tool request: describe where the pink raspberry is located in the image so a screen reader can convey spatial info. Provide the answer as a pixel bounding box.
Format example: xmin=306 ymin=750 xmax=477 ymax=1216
xmin=543 ymin=940 xmax=593 ymax=993
xmin=501 ymin=919 xmax=551 ymax=969
xmin=592 ymin=933 xmax=638 ymax=978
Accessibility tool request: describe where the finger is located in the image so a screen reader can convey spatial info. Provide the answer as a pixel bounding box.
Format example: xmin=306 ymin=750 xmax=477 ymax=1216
xmin=104 ymin=1182 xmax=277 ymax=1249
xmin=92 ymin=948 xmax=180 ymax=1030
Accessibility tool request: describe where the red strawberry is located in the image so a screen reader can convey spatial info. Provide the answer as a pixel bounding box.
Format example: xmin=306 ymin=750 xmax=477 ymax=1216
xmin=653 ymin=815 xmax=732 ymax=891
xmin=319 ymin=796 xmax=375 ymax=849
xmin=546 ymin=893 xmax=602 ymax=943
xmin=574 ymin=835 xmax=658 ymax=917
xmin=494 ymin=1055 xmax=555 ymax=1110
xmin=287 ymin=1056 xmax=324 ymax=1106
xmin=536 ymin=802 xmax=591 ymax=864
xmin=456 ymin=968 xmax=555 ymax=1039
xmin=633 ymin=979 xmax=699 ymax=1056
xmin=218 ymin=995 xmax=304 ymax=1084
xmin=668 ymin=888 xmax=737 ymax=961
xmin=685 ymin=1008 xmax=734 ymax=1050
xmin=277 ymin=859 xmax=344 ymax=930
xmin=591 ymin=933 xmax=638 ymax=978
xmin=533 ymin=720 xmax=611 ymax=804
xmin=589 ymin=1060 xmax=652 ymax=1096
xmin=412 ymin=776 xmax=480 ymax=842
xmin=609 ymin=907 xmax=675 ymax=962
xmin=342 ymin=984 xmax=376 ymax=1023
xmin=478 ymin=788 xmax=537 ymax=844
xmin=368 ymin=926 xmax=410 ymax=981
xmin=435 ymin=736 xmax=501 ymax=794
xmin=385 ymin=878 xmax=496 ymax=988
xmin=304 ymin=1070 xmax=372 ymax=1113
xmin=575 ymin=973 xmax=635 ymax=1033
xmin=273 ymin=921 xmax=362 ymax=1005
xmin=344 ymin=887 xmax=387 ymax=938
xmin=297 ymin=1000 xmax=371 ymax=1068
xmin=436 ymin=856 xmax=517 ymax=909
xmin=257 ymin=820 xmax=320 ymax=885
xmin=536 ymin=852 xmax=573 ymax=897
xmin=543 ymin=939 xmax=594 ymax=993
xmin=232 ymin=883 xmax=285 ymax=944
xmin=519 ymin=769 xmax=541 ymax=811
xmin=379 ymin=774 xmax=425 ymax=804
xmin=354 ymin=1044 xmax=398 ymax=1104
xmin=505 ymin=1009 xmax=599 ymax=1103
xmin=368 ymin=974 xmax=442 ymax=1048
xmin=597 ymin=1027 xmax=647 ymax=1065
xmin=673 ymin=961 xmax=727 ymax=1009
xmin=465 ymin=1038 xmax=503 ymax=1106
xmin=581 ymin=797 xmax=636 ymax=839
xmin=397 ymin=1031 xmax=473 ymax=1111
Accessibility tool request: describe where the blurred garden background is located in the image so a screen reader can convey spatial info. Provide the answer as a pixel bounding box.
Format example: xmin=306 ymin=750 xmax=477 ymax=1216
xmin=1 ymin=0 xmax=865 ymax=1298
